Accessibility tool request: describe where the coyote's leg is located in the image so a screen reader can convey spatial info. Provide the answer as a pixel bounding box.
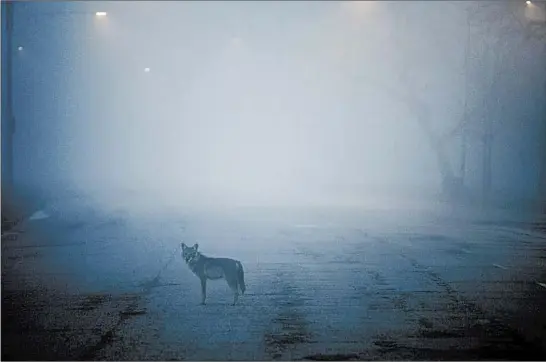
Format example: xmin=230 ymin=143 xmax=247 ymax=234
xmin=226 ymin=277 xmax=239 ymax=306
xmin=200 ymin=278 xmax=207 ymax=305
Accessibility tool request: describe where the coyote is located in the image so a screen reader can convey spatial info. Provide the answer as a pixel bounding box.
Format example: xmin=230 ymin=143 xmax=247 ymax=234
xmin=180 ymin=243 xmax=246 ymax=305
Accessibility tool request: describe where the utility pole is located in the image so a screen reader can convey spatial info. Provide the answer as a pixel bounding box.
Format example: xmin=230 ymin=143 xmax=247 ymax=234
xmin=482 ymin=119 xmax=493 ymax=207
xmin=2 ymin=1 xmax=15 ymax=193
xmin=460 ymin=129 xmax=467 ymax=184
xmin=481 ymin=89 xmax=495 ymax=207
xmin=539 ymin=79 xmax=546 ymax=213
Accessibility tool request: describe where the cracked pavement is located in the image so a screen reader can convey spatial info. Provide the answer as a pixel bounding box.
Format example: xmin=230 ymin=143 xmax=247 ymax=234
xmin=2 ymin=204 xmax=546 ymax=360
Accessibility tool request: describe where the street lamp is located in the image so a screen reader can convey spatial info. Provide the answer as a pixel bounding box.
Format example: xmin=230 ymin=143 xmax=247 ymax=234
xmin=15 ymin=9 xmax=110 ymax=52
xmin=5 ymin=4 xmax=110 ymax=190
xmin=526 ymin=1 xmax=532 ymax=5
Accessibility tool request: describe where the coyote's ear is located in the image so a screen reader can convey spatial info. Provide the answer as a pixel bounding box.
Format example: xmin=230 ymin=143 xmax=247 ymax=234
xmin=193 ymin=243 xmax=199 ymax=250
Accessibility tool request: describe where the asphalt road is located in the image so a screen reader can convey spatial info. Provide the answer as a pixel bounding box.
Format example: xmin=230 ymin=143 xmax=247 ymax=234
xmin=2 ymin=203 xmax=546 ymax=360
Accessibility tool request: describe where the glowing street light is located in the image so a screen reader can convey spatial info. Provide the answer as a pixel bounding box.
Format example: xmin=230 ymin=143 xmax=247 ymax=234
xmin=17 ymin=46 xmax=23 ymax=51
xmin=95 ymin=11 xmax=108 ymax=17
xmin=144 ymin=67 xmax=151 ymax=73
xmin=526 ymin=1 xmax=532 ymax=5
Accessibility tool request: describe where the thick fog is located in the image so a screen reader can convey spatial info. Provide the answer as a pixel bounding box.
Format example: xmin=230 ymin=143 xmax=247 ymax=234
xmin=7 ymin=1 xmax=546 ymax=211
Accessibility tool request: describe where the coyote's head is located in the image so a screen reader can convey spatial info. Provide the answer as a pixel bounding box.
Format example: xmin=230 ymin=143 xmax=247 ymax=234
xmin=181 ymin=242 xmax=199 ymax=263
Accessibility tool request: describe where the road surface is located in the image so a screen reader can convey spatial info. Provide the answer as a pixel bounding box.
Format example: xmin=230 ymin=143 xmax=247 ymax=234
xmin=3 ymin=201 xmax=546 ymax=360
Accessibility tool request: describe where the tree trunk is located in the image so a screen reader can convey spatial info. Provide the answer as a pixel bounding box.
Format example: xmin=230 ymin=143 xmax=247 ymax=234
xmin=481 ymin=131 xmax=493 ymax=207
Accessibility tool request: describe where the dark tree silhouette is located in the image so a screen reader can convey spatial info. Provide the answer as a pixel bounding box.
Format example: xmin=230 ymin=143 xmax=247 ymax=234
xmin=468 ymin=1 xmax=546 ymax=207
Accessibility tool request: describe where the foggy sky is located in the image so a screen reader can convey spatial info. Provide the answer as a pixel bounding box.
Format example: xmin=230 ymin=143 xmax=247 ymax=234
xmin=8 ymin=1 xmax=546 ymax=208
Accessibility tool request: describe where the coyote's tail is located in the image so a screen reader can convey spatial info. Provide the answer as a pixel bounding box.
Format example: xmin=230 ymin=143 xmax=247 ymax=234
xmin=236 ymin=261 xmax=246 ymax=294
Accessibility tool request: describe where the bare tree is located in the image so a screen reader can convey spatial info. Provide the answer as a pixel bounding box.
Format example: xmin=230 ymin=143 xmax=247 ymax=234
xmin=294 ymin=2 xmax=544 ymax=204
xmin=352 ymin=3 xmax=470 ymax=201
xmin=357 ymin=1 xmax=546 ymax=205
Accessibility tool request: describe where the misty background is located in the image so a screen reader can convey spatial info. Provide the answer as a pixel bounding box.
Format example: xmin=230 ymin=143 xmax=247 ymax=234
xmin=3 ymin=1 xmax=546 ymax=213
